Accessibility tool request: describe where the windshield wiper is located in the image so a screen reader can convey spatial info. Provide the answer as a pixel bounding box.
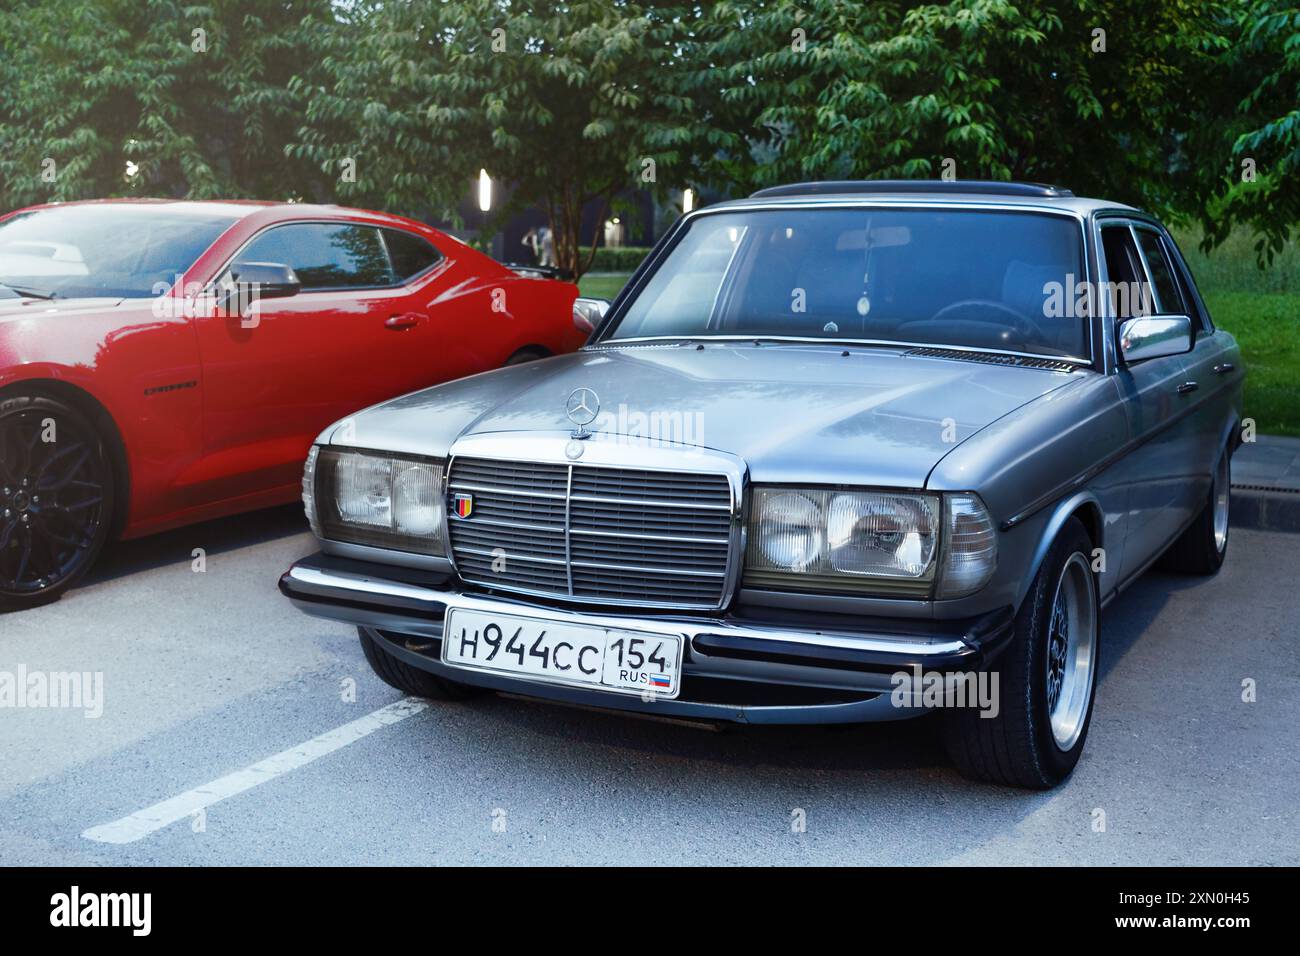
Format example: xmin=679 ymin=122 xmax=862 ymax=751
xmin=0 ymin=281 xmax=56 ymax=300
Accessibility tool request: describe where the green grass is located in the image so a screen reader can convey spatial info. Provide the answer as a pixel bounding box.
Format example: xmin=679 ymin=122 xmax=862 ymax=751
xmin=577 ymin=271 xmax=633 ymax=301
xmin=1172 ymin=226 xmax=1299 ymax=437
xmin=1202 ymin=291 xmax=1300 ymax=437
xmin=1171 ymin=226 xmax=1300 ymax=296
xmin=576 ymin=232 xmax=1298 ymax=435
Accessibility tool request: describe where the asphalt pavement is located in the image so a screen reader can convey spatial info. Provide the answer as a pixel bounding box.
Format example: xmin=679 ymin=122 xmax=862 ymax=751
xmin=1 ymin=505 xmax=1296 ymax=865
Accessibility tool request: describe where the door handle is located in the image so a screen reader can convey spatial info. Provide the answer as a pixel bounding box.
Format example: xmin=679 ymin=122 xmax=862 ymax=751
xmin=1176 ymin=381 xmax=1199 ymax=395
xmin=1213 ymin=363 xmax=1234 ymax=375
xmin=385 ymin=313 xmax=423 ymax=330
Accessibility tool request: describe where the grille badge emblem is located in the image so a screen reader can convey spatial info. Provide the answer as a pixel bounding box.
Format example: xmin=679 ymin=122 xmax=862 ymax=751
xmin=564 ymin=440 xmax=585 ymax=460
xmin=452 ymin=493 xmax=474 ymax=519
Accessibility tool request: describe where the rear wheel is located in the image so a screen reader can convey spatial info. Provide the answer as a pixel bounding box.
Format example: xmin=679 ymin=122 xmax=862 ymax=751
xmin=1160 ymin=444 xmax=1230 ymax=575
xmin=943 ymin=518 xmax=1099 ymax=788
xmin=0 ymin=394 xmax=114 ymax=611
xmin=359 ymin=627 xmax=487 ymax=700
xmin=504 ymin=347 xmax=550 ymax=366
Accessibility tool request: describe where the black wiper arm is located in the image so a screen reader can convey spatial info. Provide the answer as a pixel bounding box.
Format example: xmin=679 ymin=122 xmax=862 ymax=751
xmin=0 ymin=281 xmax=56 ymax=300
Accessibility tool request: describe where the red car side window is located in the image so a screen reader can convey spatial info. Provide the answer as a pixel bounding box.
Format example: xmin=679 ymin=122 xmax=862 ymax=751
xmin=382 ymin=228 xmax=443 ymax=283
xmin=236 ymin=222 xmax=394 ymax=291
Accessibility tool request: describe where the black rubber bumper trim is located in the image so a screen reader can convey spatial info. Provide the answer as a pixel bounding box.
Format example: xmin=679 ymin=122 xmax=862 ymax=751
xmin=281 ymin=552 xmax=1016 ymax=674
xmin=691 ymin=607 xmax=1015 ymax=674
xmin=277 ymin=552 xmax=452 ymax=619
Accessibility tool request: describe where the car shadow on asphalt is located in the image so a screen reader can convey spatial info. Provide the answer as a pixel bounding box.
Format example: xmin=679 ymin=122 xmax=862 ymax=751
xmin=446 ymin=567 xmax=1214 ymax=785
xmin=1096 ymin=569 xmax=1205 ymax=683
xmin=85 ymin=503 xmax=309 ymax=586
xmin=71 ymin=500 xmax=1215 ymax=786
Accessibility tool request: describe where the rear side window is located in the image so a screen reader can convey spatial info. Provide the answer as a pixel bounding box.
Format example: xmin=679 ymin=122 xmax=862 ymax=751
xmin=236 ymin=223 xmax=394 ymax=290
xmin=383 ymin=228 xmax=442 ymax=282
xmin=1100 ymin=225 xmax=1150 ymax=319
xmin=1162 ymin=232 xmax=1214 ymax=332
xmin=1134 ymin=229 xmax=1184 ymax=314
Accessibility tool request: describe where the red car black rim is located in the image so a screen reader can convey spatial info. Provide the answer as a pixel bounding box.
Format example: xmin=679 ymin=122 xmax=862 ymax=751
xmin=0 ymin=408 xmax=106 ymax=596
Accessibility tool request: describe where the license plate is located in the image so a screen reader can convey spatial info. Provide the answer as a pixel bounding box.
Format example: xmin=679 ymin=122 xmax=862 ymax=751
xmin=442 ymin=608 xmax=683 ymax=699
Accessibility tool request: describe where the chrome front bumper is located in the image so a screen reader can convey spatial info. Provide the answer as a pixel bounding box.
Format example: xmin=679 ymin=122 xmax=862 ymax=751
xmin=279 ymin=553 xmax=1014 ymax=725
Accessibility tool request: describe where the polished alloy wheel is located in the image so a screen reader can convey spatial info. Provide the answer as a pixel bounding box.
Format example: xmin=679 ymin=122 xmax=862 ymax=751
xmin=0 ymin=408 xmax=106 ymax=597
xmin=1045 ymin=552 xmax=1097 ymax=750
xmin=1212 ymin=451 xmax=1230 ymax=554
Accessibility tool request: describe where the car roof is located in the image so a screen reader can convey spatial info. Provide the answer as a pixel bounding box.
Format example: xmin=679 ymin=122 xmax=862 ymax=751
xmin=711 ymin=180 xmax=1140 ymax=217
xmin=9 ymin=198 xmax=428 ymax=228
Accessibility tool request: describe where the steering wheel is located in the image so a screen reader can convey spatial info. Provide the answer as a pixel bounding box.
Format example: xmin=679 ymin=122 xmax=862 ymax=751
xmin=925 ymin=299 xmax=1045 ymax=342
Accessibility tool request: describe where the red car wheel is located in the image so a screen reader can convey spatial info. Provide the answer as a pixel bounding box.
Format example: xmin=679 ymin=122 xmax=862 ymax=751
xmin=0 ymin=394 xmax=114 ymax=610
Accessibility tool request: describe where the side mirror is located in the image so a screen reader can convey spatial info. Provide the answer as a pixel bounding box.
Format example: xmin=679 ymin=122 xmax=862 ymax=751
xmin=572 ymin=296 xmax=611 ymax=335
xmin=1118 ymin=315 xmax=1193 ymax=364
xmin=217 ymin=261 xmax=301 ymax=314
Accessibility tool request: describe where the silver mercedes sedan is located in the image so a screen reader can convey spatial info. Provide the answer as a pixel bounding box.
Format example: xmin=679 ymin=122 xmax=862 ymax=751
xmin=280 ymin=181 xmax=1244 ymax=788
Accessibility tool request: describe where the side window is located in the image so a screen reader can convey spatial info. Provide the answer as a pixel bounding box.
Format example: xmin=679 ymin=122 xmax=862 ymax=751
xmin=383 ymin=228 xmax=443 ymax=282
xmin=235 ymin=223 xmax=394 ymax=290
xmin=1163 ymin=232 xmax=1214 ymax=332
xmin=1099 ymin=225 xmax=1150 ymax=319
xmin=1134 ymin=229 xmax=1185 ymax=315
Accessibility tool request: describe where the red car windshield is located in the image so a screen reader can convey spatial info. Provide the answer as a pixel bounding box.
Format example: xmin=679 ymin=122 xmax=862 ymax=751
xmin=0 ymin=205 xmax=238 ymax=299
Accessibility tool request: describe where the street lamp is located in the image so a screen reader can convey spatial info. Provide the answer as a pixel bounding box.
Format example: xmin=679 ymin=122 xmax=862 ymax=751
xmin=478 ymin=169 xmax=492 ymax=213
xmin=682 ymin=188 xmax=695 ymax=213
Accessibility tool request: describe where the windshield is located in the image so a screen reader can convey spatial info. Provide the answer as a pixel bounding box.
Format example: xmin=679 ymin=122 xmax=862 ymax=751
xmin=0 ymin=205 xmax=238 ymax=299
xmin=607 ymin=207 xmax=1089 ymax=359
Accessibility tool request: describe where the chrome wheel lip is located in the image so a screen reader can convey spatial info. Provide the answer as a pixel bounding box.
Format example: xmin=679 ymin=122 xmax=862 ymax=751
xmin=1046 ymin=552 xmax=1097 ymax=751
xmin=1212 ymin=452 xmax=1230 ymax=554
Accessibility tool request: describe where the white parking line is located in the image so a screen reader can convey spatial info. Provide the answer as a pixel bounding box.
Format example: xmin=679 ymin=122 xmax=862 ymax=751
xmin=82 ymin=698 xmax=429 ymax=845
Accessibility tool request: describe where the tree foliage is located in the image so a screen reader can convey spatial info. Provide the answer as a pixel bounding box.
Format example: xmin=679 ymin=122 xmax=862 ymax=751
xmin=289 ymin=0 xmax=700 ymax=275
xmin=0 ymin=1 xmax=1296 ymax=269
xmin=1198 ymin=2 xmax=1300 ymax=261
xmin=0 ymin=0 xmax=337 ymax=206
xmin=693 ymin=5 xmax=1203 ymax=210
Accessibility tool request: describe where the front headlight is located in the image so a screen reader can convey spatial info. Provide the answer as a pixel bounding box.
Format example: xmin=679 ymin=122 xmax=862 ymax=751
xmin=746 ymin=488 xmax=939 ymax=595
xmin=745 ymin=487 xmax=998 ymax=598
xmin=310 ymin=447 xmax=447 ymax=555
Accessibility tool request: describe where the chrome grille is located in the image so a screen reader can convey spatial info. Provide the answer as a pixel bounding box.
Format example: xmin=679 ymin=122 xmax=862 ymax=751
xmin=446 ymin=456 xmax=734 ymax=608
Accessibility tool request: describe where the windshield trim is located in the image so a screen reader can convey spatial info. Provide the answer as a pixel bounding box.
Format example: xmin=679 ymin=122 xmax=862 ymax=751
xmin=587 ymin=334 xmax=1092 ymax=367
xmin=594 ymin=200 xmax=1095 ymax=364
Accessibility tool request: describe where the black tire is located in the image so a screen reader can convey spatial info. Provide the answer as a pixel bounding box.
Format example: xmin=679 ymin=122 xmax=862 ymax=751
xmin=1159 ymin=445 xmax=1230 ymax=575
xmin=358 ymin=627 xmax=487 ymax=700
xmin=504 ymin=347 xmax=550 ymax=366
xmin=943 ymin=517 xmax=1099 ymax=789
xmin=0 ymin=393 xmax=115 ymax=611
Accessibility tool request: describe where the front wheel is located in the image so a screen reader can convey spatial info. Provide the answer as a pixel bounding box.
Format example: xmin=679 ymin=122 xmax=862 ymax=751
xmin=943 ymin=517 xmax=1099 ymax=788
xmin=0 ymin=394 xmax=114 ymax=611
xmin=359 ymin=627 xmax=487 ymax=701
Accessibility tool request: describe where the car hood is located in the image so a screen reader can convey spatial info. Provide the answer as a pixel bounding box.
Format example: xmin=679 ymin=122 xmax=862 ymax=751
xmin=0 ymin=295 xmax=125 ymax=323
xmin=338 ymin=343 xmax=1084 ymax=488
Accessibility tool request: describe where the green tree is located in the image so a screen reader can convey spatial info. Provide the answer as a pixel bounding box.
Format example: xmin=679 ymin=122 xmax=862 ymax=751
xmin=0 ymin=0 xmax=336 ymax=208
xmin=289 ymin=0 xmax=700 ymax=277
xmin=1 ymin=0 xmax=1294 ymax=271
xmin=1195 ymin=2 xmax=1300 ymax=262
xmin=688 ymin=2 xmax=1233 ymax=206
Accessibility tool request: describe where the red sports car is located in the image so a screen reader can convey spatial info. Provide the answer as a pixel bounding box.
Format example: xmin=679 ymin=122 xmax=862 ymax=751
xmin=0 ymin=199 xmax=586 ymax=609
